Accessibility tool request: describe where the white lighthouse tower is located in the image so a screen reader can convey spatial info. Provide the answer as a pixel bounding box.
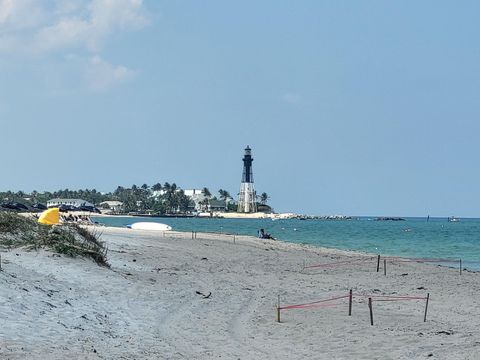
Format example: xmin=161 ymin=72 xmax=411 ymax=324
xmin=237 ymin=146 xmax=257 ymax=213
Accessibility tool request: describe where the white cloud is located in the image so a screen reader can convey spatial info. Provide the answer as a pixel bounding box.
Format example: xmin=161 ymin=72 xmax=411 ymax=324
xmin=0 ymin=0 xmax=47 ymax=52
xmin=0 ymin=0 xmax=147 ymax=92
xmin=282 ymin=93 xmax=302 ymax=104
xmin=0 ymin=0 xmax=149 ymax=54
xmin=85 ymin=55 xmax=136 ymax=92
xmin=53 ymin=0 xmax=84 ymax=16
xmin=0 ymin=0 xmax=46 ymax=30
xmin=90 ymin=0 xmax=148 ymax=30
xmin=34 ymin=18 xmax=92 ymax=53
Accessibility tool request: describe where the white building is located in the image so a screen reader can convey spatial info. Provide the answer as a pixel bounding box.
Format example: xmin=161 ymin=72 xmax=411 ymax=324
xmin=152 ymin=189 xmax=208 ymax=211
xmin=98 ymin=201 xmax=124 ymax=212
xmin=47 ymin=198 xmax=94 ymax=208
xmin=184 ymin=189 xmax=207 ymax=204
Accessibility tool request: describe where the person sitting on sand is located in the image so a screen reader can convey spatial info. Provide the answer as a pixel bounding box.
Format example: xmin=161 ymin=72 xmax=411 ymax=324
xmin=263 ymin=232 xmax=274 ymax=240
xmin=258 ymin=229 xmax=275 ymax=240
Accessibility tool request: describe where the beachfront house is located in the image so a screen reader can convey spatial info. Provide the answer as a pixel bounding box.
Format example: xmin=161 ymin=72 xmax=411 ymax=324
xmin=153 ymin=189 xmax=208 ymax=212
xmin=151 ymin=188 xmax=230 ymax=212
xmin=184 ymin=189 xmax=207 ymax=209
xmin=98 ymin=201 xmax=124 ymax=212
xmin=47 ymin=198 xmax=94 ymax=208
xmin=184 ymin=190 xmax=229 ymax=212
xmin=208 ymin=199 xmax=228 ymax=211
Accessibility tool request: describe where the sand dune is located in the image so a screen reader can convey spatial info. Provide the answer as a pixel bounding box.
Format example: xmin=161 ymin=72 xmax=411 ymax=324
xmin=1 ymin=227 xmax=479 ymax=359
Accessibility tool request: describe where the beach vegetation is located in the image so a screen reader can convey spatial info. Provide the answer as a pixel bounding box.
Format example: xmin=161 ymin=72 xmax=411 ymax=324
xmin=218 ymin=189 xmax=232 ymax=210
xmin=260 ymin=192 xmax=269 ymax=205
xmin=0 ymin=211 xmax=37 ymax=234
xmin=152 ymin=183 xmax=162 ymax=191
xmin=218 ymin=189 xmax=231 ymax=201
xmin=257 ymin=204 xmax=273 ymax=213
xmin=202 ymin=187 xmax=211 ymax=198
xmin=0 ymin=212 xmax=109 ymax=266
xmin=1 ymin=182 xmax=272 ymax=216
xmin=199 ymin=188 xmax=212 ymax=211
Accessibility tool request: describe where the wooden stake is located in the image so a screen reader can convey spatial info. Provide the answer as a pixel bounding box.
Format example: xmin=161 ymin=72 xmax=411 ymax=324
xmin=424 ymin=293 xmax=430 ymax=322
xmin=233 ymin=234 xmax=236 ymax=244
xmin=368 ymin=298 xmax=374 ymax=325
xmin=277 ymin=295 xmax=281 ymax=323
xmin=191 ymin=231 xmax=194 ymax=239
xmin=459 ymin=259 xmax=462 ymax=275
xmin=348 ymin=289 xmax=352 ymax=316
xmin=384 ymin=259 xmax=387 ymax=276
xmin=376 ymin=255 xmax=380 ymax=272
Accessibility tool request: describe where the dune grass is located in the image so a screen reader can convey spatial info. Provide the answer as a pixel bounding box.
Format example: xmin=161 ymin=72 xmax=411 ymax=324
xmin=0 ymin=212 xmax=109 ymax=267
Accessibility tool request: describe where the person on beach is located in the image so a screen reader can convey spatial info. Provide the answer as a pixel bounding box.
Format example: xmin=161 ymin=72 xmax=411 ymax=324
xmin=258 ymin=229 xmax=275 ymax=240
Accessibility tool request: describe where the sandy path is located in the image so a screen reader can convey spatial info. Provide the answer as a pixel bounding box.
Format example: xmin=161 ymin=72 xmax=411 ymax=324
xmin=1 ymin=227 xmax=479 ymax=359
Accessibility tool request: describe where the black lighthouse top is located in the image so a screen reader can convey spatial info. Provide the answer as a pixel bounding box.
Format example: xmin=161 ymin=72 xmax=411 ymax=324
xmin=242 ymin=146 xmax=254 ymax=183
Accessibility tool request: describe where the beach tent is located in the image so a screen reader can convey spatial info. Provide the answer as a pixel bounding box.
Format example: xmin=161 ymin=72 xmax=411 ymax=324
xmin=38 ymin=208 xmax=60 ymax=225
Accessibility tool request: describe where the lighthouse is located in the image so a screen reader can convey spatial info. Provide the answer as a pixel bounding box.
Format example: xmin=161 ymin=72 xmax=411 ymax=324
xmin=237 ymin=146 xmax=257 ymax=213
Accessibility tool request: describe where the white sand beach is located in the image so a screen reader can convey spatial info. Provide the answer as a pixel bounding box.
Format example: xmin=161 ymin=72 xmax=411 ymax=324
xmin=1 ymin=227 xmax=479 ymax=359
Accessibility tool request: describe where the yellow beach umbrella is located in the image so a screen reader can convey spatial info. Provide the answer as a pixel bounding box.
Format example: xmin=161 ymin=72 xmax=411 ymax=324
xmin=38 ymin=208 xmax=60 ymax=225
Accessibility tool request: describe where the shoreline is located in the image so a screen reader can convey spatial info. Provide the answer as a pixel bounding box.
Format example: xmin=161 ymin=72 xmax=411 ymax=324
xmin=20 ymin=209 xmax=477 ymax=272
xmin=93 ymin=225 xmax=477 ymax=273
xmin=93 ymin=211 xmax=301 ymax=219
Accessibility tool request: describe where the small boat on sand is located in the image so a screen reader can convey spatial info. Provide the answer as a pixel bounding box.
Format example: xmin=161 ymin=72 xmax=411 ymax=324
xmin=127 ymin=222 xmax=172 ymax=231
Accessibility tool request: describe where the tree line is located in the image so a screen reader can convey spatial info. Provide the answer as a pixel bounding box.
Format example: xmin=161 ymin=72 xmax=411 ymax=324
xmin=0 ymin=184 xmax=270 ymax=215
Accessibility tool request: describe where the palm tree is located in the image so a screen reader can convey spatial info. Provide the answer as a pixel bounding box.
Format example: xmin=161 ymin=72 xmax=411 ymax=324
xmin=176 ymin=189 xmax=191 ymax=212
xmin=131 ymin=184 xmax=138 ymax=194
xmin=31 ymin=190 xmax=38 ymax=203
xmin=163 ymin=182 xmax=171 ymax=193
xmin=114 ymin=186 xmax=125 ymax=197
xmin=260 ymin=192 xmax=269 ymax=205
xmin=152 ymin=183 xmax=162 ymax=191
xmin=201 ymin=187 xmax=212 ymax=211
xmin=202 ymin=187 xmax=211 ymax=198
xmin=16 ymin=190 xmax=25 ymax=201
xmin=199 ymin=198 xmax=210 ymax=212
xmin=160 ymin=183 xmax=178 ymax=213
xmin=218 ymin=189 xmax=231 ymax=210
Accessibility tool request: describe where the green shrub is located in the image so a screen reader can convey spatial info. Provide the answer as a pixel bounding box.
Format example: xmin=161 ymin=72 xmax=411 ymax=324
xmin=0 ymin=212 xmax=109 ymax=267
xmin=0 ymin=212 xmax=36 ymax=234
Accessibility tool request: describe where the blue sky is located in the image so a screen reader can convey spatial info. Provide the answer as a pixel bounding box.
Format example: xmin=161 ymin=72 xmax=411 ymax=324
xmin=1 ymin=1 xmax=479 ymax=217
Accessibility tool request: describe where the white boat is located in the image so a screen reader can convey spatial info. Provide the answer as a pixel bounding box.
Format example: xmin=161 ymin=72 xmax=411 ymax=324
xmin=127 ymin=222 xmax=172 ymax=231
xmin=448 ymin=216 xmax=459 ymax=222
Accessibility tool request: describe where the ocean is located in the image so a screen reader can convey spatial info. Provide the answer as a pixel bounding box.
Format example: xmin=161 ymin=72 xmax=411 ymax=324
xmin=92 ymin=216 xmax=480 ymax=271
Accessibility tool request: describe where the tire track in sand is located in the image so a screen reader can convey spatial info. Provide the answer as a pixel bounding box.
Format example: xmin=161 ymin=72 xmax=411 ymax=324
xmin=228 ymin=293 xmax=270 ymax=358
